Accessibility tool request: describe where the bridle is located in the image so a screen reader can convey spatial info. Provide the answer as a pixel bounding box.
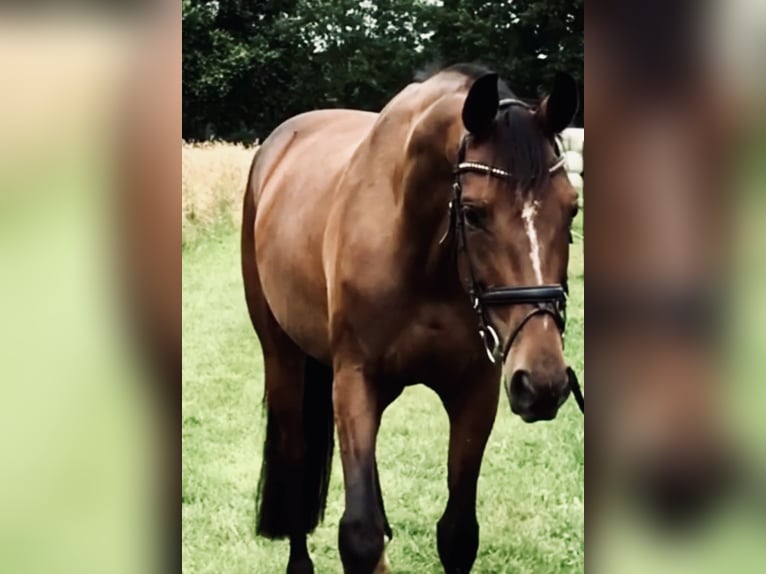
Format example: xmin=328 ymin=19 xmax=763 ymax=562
xmin=444 ymin=98 xmax=584 ymax=413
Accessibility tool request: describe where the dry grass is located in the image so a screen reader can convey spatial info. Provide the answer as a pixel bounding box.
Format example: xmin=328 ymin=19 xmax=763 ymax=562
xmin=182 ymin=141 xmax=258 ymax=243
xmin=181 ymin=137 xmax=582 ymax=243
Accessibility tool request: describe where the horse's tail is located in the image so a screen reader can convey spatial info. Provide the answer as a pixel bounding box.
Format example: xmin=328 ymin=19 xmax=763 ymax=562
xmin=256 ymin=357 xmax=335 ymax=538
xmin=299 ymin=357 xmax=335 ymax=531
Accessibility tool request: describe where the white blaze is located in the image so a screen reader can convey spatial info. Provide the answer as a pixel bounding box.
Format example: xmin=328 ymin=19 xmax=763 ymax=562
xmin=521 ymin=200 xmax=543 ymax=284
xmin=521 ymin=199 xmax=549 ymax=329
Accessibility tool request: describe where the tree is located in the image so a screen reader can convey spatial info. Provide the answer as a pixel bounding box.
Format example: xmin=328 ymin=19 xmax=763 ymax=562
xmin=431 ymin=0 xmax=583 ymax=107
xmin=182 ymin=0 xmax=583 ymax=141
xmin=183 ymin=0 xmax=314 ymax=140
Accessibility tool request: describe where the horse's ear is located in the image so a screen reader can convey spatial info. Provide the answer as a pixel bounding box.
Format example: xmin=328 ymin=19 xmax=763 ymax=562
xmin=537 ymin=72 xmax=579 ymax=135
xmin=462 ymin=73 xmax=499 ymax=136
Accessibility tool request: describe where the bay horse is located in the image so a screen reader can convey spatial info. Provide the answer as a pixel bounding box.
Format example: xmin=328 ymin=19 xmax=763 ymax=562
xmin=241 ymin=64 xmax=580 ymax=574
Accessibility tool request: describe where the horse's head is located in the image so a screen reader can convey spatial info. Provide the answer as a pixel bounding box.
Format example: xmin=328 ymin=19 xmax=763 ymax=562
xmin=455 ymin=72 xmax=579 ymax=422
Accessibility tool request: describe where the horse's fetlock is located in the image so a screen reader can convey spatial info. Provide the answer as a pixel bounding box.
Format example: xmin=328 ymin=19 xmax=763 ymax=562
xmin=338 ymin=514 xmax=385 ymax=574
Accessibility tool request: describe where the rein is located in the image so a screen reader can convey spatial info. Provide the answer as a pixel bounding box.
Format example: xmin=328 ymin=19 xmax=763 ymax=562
xmin=446 ymin=99 xmax=584 ymax=413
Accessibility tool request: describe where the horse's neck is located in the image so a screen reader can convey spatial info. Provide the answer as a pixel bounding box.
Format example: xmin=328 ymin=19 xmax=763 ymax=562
xmin=390 ymin=85 xmax=466 ymax=284
xmin=346 ymin=74 xmax=468 ymax=287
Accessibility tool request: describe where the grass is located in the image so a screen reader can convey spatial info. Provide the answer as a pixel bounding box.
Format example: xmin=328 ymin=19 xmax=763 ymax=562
xmin=182 ymin=145 xmax=584 ymax=573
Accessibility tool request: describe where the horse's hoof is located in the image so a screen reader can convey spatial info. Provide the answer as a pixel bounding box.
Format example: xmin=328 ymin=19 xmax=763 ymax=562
xmin=373 ymin=537 xmax=391 ymax=574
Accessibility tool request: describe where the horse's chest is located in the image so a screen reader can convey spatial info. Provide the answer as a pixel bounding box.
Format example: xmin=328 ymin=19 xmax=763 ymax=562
xmin=377 ymin=304 xmax=481 ymax=382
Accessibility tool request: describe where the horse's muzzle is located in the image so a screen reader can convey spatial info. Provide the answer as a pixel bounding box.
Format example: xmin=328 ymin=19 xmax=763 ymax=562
xmin=506 ymin=368 xmax=571 ymax=422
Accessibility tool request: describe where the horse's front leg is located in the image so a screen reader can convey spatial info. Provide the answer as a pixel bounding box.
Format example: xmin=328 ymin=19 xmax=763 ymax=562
xmin=437 ymin=375 xmax=499 ymax=573
xmin=333 ymin=362 xmax=389 ymax=574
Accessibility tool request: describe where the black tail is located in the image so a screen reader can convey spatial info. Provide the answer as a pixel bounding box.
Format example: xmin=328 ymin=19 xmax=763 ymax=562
xmin=302 ymin=358 xmax=335 ymax=528
xmin=256 ymin=357 xmax=335 ymax=538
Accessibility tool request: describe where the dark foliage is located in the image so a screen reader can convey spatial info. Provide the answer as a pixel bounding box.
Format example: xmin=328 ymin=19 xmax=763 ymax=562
xmin=183 ymin=0 xmax=583 ymax=141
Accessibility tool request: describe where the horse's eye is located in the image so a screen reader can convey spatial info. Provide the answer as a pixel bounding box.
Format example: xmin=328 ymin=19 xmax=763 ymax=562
xmin=462 ymin=205 xmax=486 ymax=230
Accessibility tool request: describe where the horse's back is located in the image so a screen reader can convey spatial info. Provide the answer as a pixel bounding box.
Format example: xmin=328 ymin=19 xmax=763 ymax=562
xmin=246 ymin=109 xmax=377 ymax=362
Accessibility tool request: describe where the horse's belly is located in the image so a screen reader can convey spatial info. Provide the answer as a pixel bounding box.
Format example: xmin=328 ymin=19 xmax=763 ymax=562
xmin=255 ymin=187 xmax=333 ymax=363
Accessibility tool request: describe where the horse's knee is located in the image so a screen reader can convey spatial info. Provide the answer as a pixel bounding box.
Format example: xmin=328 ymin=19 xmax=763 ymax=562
xmin=437 ymin=513 xmax=479 ymax=573
xmin=338 ymin=514 xmax=386 ymax=574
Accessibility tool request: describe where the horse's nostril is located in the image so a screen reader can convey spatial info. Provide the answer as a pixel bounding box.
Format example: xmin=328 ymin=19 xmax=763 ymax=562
xmin=509 ymin=369 xmax=535 ymax=402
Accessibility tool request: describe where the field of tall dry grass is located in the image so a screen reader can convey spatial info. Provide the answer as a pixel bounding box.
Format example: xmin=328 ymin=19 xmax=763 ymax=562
xmin=182 ymin=141 xmax=258 ymax=242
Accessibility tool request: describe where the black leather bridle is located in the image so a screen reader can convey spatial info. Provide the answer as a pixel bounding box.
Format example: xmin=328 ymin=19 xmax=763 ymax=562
xmin=445 ymin=98 xmax=584 ymax=413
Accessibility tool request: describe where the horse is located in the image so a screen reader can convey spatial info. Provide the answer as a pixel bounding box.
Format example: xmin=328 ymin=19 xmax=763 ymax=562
xmin=241 ymin=63 xmax=581 ymax=574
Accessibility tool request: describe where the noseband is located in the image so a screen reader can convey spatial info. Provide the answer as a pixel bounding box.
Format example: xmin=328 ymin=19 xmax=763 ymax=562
xmin=445 ymin=99 xmax=584 ymax=412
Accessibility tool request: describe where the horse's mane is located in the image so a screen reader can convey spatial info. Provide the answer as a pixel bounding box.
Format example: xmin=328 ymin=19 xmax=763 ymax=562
xmin=415 ymin=63 xmax=551 ymax=191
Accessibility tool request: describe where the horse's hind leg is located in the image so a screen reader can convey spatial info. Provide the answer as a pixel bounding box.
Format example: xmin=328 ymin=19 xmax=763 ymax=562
xmin=253 ymin=326 xmax=336 ymax=574
xmin=256 ymin=338 xmax=311 ymax=574
xmin=244 ymin=281 xmax=334 ymax=573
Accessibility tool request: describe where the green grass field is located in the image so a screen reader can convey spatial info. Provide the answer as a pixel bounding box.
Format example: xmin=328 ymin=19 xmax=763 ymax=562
xmin=182 ymin=218 xmax=584 ymax=573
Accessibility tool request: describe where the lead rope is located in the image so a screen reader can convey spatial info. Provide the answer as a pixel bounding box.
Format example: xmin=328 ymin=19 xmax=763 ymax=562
xmin=567 ymin=368 xmax=585 ymax=414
